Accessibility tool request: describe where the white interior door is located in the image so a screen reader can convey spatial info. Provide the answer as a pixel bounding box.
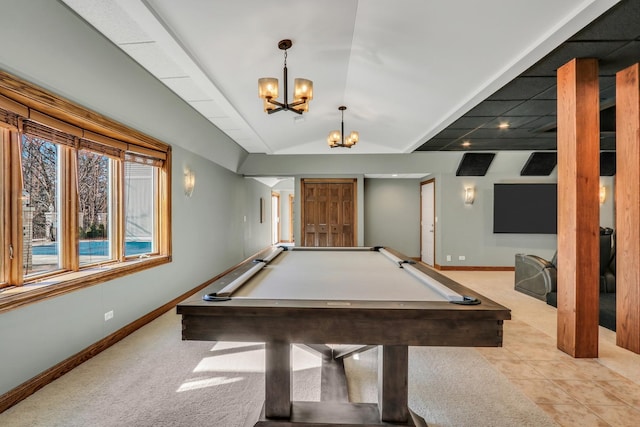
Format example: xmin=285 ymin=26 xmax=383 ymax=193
xmin=271 ymin=194 xmax=280 ymax=244
xmin=421 ymin=180 xmax=435 ymax=265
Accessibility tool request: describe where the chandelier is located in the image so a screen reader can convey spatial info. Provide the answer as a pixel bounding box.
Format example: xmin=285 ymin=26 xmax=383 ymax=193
xmin=258 ymin=39 xmax=313 ymax=115
xmin=327 ymin=106 xmax=359 ymax=148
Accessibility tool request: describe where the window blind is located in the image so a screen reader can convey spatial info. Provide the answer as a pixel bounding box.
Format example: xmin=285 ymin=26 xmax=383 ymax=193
xmin=21 ymin=120 xmax=78 ymax=148
xmin=0 ymin=108 xmax=18 ymax=129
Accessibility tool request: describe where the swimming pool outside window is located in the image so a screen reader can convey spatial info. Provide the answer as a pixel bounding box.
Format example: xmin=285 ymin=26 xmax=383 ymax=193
xmin=21 ymin=135 xmax=62 ymax=277
xmin=78 ymin=150 xmax=113 ymax=266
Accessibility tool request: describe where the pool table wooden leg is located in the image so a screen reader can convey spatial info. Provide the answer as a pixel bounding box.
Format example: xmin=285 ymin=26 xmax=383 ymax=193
xmin=265 ymin=341 xmax=291 ymax=418
xmin=378 ymin=345 xmax=409 ymax=423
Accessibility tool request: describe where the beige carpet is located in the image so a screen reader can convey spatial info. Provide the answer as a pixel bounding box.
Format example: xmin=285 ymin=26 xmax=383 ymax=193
xmin=346 ymin=347 xmax=557 ymax=426
xmin=0 ymin=310 xmax=556 ymax=427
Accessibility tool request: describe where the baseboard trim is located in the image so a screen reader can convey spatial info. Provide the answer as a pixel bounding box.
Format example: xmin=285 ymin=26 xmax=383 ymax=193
xmin=413 ymin=259 xmax=513 ymax=272
xmin=434 ymin=264 xmax=515 ymax=271
xmin=0 ymin=248 xmax=272 ymax=414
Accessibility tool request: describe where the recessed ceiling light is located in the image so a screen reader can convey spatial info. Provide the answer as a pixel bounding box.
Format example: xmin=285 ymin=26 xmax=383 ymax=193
xmin=462 ymin=140 xmax=471 ymax=147
xmin=498 ymin=122 xmax=510 ymax=129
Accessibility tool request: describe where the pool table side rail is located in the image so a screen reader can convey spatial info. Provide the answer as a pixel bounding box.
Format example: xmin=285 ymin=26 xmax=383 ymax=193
xmin=178 ymin=308 xmax=505 ymax=347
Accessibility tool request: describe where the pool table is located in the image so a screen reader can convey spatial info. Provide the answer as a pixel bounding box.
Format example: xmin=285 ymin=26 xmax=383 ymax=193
xmin=177 ymin=246 xmax=511 ymax=426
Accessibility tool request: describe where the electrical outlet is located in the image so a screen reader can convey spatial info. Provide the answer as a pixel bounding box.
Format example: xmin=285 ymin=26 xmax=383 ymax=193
xmin=446 ymin=255 xmax=451 ymax=261
xmin=104 ymin=310 xmax=114 ymax=321
xmin=458 ymin=255 xmax=466 ymax=261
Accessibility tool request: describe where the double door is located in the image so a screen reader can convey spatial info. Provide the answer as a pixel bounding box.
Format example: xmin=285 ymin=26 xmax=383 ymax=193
xmin=301 ymin=179 xmax=355 ymax=247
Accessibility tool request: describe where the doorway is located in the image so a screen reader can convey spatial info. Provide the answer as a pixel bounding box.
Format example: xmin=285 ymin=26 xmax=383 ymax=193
xmin=271 ymin=192 xmax=280 ymax=244
xmin=300 ymin=178 xmax=356 ymax=247
xmin=288 ymin=194 xmax=295 ymax=244
xmin=421 ymin=179 xmax=435 ymax=266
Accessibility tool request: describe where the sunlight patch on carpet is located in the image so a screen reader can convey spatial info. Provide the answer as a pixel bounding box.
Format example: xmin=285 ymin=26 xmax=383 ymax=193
xmin=176 ymin=376 xmax=244 ymax=392
xmin=195 ymin=342 xmax=265 ymax=373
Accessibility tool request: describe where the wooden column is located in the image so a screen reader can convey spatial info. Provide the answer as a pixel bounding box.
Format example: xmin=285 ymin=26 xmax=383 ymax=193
xmin=615 ymin=63 xmax=640 ymax=354
xmin=556 ymin=58 xmax=600 ymax=358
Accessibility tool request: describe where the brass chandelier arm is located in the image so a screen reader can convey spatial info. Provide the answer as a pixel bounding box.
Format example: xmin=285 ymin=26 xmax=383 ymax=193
xmin=265 ymin=98 xmax=307 ymax=115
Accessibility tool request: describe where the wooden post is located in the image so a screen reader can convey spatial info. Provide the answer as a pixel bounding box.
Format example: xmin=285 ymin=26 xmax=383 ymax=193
xmin=615 ymin=63 xmax=640 ymax=354
xmin=556 ymin=58 xmax=600 ymax=358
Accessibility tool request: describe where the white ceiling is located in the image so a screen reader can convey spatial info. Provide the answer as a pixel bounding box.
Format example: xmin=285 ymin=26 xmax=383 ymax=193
xmin=60 ymin=0 xmax=618 ymax=156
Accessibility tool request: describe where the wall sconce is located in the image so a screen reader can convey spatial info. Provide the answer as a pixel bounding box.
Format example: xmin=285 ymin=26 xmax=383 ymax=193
xmin=464 ymin=187 xmax=475 ymax=205
xmin=184 ymin=169 xmax=195 ymax=197
xmin=599 ymin=185 xmax=606 ymax=205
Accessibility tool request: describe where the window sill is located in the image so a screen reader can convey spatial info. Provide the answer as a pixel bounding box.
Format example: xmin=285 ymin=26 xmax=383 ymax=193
xmin=0 ymin=255 xmax=171 ymax=314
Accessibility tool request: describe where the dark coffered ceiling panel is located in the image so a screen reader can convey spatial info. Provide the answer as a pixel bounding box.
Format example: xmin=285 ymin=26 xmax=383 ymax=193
xmin=415 ymin=0 xmax=640 ymax=153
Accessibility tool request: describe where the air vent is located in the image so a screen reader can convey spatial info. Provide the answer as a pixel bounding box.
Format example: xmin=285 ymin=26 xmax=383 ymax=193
xmin=456 ymin=153 xmax=495 ymax=176
xmin=520 ymin=152 xmax=557 ymax=176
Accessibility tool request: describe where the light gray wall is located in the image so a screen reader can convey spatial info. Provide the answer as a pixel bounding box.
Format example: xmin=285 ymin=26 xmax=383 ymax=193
xmin=0 ymin=0 xmax=618 ymax=400
xmin=0 ymin=0 xmax=271 ymax=396
xmin=244 ymin=152 xmax=616 ymax=267
xmin=0 ymin=0 xmax=247 ymax=173
xmin=434 ymin=172 xmax=558 ymax=267
xmin=0 ymin=145 xmax=270 ymax=396
xmin=364 ymin=179 xmax=421 ymax=257
xmin=599 ymin=176 xmax=615 ymax=229
xmin=243 ymin=178 xmax=275 ymax=256
xmin=433 ymin=164 xmax=615 ymax=267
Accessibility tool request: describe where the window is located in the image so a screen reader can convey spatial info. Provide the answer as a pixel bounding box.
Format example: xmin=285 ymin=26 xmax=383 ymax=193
xmin=0 ymin=70 xmax=171 ymax=311
xmin=21 ymin=135 xmax=62 ymax=277
xmin=124 ymin=161 xmax=156 ymax=257
xmin=78 ymin=150 xmax=113 ymax=266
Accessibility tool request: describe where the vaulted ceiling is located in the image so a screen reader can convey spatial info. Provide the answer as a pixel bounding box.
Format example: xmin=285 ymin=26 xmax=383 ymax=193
xmin=60 ymin=0 xmax=637 ymax=157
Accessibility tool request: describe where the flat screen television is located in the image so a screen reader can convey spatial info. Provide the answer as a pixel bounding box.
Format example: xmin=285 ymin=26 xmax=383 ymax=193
xmin=493 ymin=183 xmax=557 ymax=234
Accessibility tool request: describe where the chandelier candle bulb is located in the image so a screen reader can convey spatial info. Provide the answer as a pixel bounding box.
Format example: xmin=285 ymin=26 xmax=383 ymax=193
xmin=258 ymin=78 xmax=278 ymax=99
xmin=293 ymin=78 xmax=313 ymax=102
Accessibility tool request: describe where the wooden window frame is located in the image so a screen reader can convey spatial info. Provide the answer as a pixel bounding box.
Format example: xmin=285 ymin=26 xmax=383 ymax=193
xmin=0 ymin=70 xmax=172 ymax=313
xmin=0 ymin=129 xmax=8 ymax=287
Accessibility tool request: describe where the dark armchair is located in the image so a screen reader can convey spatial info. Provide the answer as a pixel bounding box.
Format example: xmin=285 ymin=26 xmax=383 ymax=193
xmin=515 ymin=229 xmax=615 ymax=300
xmin=514 ymin=228 xmax=617 ymax=330
xmin=514 ymin=252 xmax=557 ymax=301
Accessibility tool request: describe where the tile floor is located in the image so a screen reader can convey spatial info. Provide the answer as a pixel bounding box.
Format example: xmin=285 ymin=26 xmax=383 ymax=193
xmin=443 ymin=270 xmax=640 ymax=427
